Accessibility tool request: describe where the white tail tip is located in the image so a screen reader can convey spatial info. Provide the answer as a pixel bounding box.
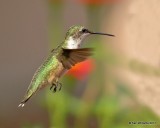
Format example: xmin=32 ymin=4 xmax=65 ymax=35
xmin=18 ymin=103 xmax=25 ymax=107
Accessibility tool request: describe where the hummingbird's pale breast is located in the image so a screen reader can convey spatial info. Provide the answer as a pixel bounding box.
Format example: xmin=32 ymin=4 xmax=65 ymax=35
xmin=65 ymin=35 xmax=89 ymax=49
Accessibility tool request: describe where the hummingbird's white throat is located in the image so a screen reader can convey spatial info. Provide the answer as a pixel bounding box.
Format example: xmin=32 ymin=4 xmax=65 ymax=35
xmin=66 ymin=35 xmax=88 ymax=49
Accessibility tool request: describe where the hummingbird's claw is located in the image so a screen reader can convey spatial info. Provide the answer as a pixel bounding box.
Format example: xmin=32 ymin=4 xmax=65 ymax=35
xmin=50 ymin=84 xmax=54 ymax=91
xmin=50 ymin=83 xmax=57 ymax=92
xmin=50 ymin=82 xmax=62 ymax=93
xmin=50 ymin=85 xmax=53 ymax=90
xmin=50 ymin=83 xmax=56 ymax=92
xmin=58 ymin=82 xmax=62 ymax=91
xmin=53 ymin=86 xmax=57 ymax=92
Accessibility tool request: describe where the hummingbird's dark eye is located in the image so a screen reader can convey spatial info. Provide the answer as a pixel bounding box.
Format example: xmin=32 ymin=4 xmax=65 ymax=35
xmin=82 ymin=29 xmax=88 ymax=33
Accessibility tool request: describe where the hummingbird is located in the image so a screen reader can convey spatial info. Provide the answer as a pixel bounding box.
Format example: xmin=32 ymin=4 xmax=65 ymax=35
xmin=18 ymin=25 xmax=114 ymax=107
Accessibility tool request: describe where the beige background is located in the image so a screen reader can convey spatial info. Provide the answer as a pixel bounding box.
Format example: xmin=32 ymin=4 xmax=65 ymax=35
xmin=104 ymin=0 xmax=160 ymax=115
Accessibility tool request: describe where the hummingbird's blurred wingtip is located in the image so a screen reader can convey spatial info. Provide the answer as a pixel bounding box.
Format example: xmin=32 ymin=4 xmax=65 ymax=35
xmin=18 ymin=103 xmax=25 ymax=107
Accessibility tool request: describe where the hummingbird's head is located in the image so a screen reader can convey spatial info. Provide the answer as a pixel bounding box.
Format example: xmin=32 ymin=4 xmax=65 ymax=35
xmin=64 ymin=25 xmax=114 ymax=49
xmin=65 ymin=26 xmax=89 ymax=40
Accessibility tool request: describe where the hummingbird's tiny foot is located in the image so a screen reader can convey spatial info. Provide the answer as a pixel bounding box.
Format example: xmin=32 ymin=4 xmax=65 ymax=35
xmin=50 ymin=83 xmax=57 ymax=93
xmin=58 ymin=82 xmax=62 ymax=91
xmin=50 ymin=82 xmax=62 ymax=92
xmin=53 ymin=86 xmax=57 ymax=92
xmin=50 ymin=85 xmax=53 ymax=90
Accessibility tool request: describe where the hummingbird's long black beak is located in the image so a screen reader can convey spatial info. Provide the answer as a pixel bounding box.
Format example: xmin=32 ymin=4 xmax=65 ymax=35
xmin=90 ymin=32 xmax=115 ymax=37
xmin=82 ymin=29 xmax=115 ymax=37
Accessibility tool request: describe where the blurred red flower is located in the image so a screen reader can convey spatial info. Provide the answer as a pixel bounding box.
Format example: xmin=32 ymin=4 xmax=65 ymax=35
xmin=67 ymin=59 xmax=95 ymax=80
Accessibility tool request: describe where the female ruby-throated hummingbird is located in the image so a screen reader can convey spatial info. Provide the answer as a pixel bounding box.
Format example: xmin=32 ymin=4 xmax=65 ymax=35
xmin=18 ymin=25 xmax=114 ymax=107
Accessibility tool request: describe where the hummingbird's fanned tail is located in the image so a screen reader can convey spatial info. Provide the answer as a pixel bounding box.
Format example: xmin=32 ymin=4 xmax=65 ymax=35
xmin=18 ymin=96 xmax=32 ymax=107
xmin=18 ymin=90 xmax=34 ymax=107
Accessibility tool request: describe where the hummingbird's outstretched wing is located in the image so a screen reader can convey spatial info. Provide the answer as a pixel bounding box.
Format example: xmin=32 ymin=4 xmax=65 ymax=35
xmin=60 ymin=48 xmax=93 ymax=69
